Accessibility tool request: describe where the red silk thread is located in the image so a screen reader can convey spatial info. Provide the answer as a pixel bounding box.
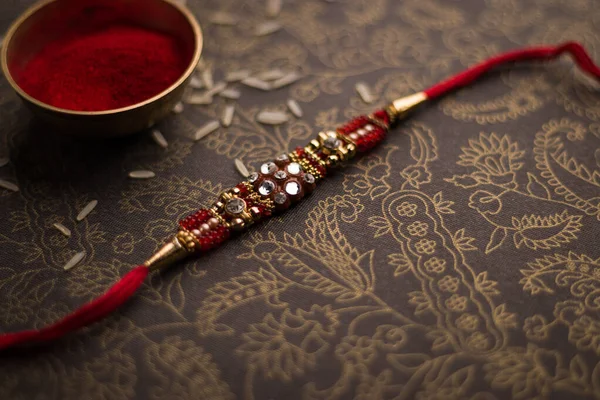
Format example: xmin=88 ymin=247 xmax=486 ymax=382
xmin=1 ymin=41 xmax=599 ymax=351
xmin=424 ymin=41 xmax=600 ymax=99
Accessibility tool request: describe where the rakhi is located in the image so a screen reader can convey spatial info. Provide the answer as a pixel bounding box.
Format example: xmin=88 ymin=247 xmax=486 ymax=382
xmin=1 ymin=41 xmax=599 ymax=351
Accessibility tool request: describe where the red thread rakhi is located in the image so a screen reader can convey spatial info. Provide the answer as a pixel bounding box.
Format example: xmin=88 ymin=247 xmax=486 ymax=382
xmin=1 ymin=41 xmax=599 ymax=351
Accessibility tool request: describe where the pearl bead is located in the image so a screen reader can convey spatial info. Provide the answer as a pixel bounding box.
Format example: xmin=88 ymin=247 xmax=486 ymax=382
xmin=208 ymin=218 xmax=219 ymax=228
xmin=349 ymin=133 xmax=359 ymax=141
xmin=192 ymin=229 xmax=201 ymax=236
xmin=200 ymin=223 xmax=211 ymax=233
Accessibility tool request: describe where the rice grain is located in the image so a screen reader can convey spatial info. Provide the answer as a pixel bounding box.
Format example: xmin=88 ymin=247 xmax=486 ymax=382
xmin=189 ymin=76 xmax=205 ymax=89
xmin=0 ymin=179 xmax=19 ymax=192
xmin=219 ymin=88 xmax=241 ymax=100
xmin=185 ymin=93 xmax=213 ymax=105
xmin=266 ymin=0 xmax=282 ymax=18
xmin=129 ymin=170 xmax=156 ymax=179
xmin=151 ymin=129 xmax=169 ymax=148
xmin=0 ymin=157 xmax=9 ymax=168
xmin=206 ymin=81 xmax=227 ymax=96
xmin=221 ymin=105 xmax=236 ymax=127
xmin=255 ymin=21 xmax=282 ymax=36
xmin=63 ymin=251 xmax=86 ymax=271
xmin=242 ymin=77 xmax=272 ymax=91
xmin=271 ymin=72 xmax=302 ymax=89
xmin=257 ymin=69 xmax=285 ymax=81
xmin=355 ymin=82 xmax=374 ymax=104
xmin=235 ymin=158 xmax=250 ymax=178
xmin=257 ymin=110 xmax=289 ymax=125
xmin=53 ymin=223 xmax=72 ymax=237
xmin=172 ymin=102 xmax=185 ymax=114
xmin=225 ymin=70 xmax=251 ymax=82
xmin=194 ymin=120 xmax=220 ymax=141
xmin=201 ymin=69 xmax=214 ymax=89
xmin=210 ymin=12 xmax=238 ymax=25
xmin=77 ymin=200 xmax=98 ymax=221
xmin=287 ymin=99 xmax=303 ymax=118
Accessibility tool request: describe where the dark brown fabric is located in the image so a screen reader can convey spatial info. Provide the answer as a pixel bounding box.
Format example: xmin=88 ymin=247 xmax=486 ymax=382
xmin=2 ymin=0 xmax=600 ymax=398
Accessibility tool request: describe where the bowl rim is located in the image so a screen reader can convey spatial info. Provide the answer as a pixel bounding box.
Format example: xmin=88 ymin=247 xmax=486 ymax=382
xmin=0 ymin=0 xmax=202 ymax=116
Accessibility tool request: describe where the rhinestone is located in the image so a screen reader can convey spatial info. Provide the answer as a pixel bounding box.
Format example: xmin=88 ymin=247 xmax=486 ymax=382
xmin=260 ymin=162 xmax=277 ymax=174
xmin=275 ymin=154 xmax=289 ymax=162
xmin=324 ymin=134 xmax=341 ymax=150
xmin=286 ymin=162 xmax=302 ymax=175
xmin=357 ymin=129 xmax=367 ymax=136
xmin=274 ymin=170 xmax=287 ymax=180
xmin=248 ymin=172 xmax=259 ymax=183
xmin=225 ymin=198 xmax=246 ymax=215
xmin=365 ymin=124 xmax=375 ymax=131
xmin=274 ymin=192 xmax=288 ymax=205
xmin=304 ymin=173 xmax=315 ymax=184
xmin=285 ymin=181 xmax=301 ymax=196
xmin=258 ymin=180 xmax=276 ymax=196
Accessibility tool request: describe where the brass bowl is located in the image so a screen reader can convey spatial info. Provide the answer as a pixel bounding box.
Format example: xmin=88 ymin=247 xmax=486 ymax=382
xmin=1 ymin=0 xmax=202 ymax=137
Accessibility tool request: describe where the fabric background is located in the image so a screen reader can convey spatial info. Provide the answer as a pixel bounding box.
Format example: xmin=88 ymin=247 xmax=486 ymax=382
xmin=1 ymin=0 xmax=600 ymax=398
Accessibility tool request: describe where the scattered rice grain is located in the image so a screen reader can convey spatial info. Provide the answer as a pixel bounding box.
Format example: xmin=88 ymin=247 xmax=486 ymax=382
xmin=201 ymin=68 xmax=214 ymax=89
xmin=0 ymin=178 xmax=19 ymax=192
xmin=221 ymin=105 xmax=236 ymax=127
xmin=255 ymin=21 xmax=282 ymax=36
xmin=76 ymin=200 xmax=98 ymax=221
xmin=185 ymin=93 xmax=213 ymax=105
xmin=287 ymin=99 xmax=303 ymax=118
xmin=206 ymin=81 xmax=227 ymax=96
xmin=129 ymin=170 xmax=156 ymax=179
xmin=234 ymin=158 xmax=250 ymax=178
xmin=210 ymin=12 xmax=238 ymax=25
xmin=256 ymin=69 xmax=285 ymax=81
xmin=271 ymin=72 xmax=302 ymax=89
xmin=0 ymin=157 xmax=9 ymax=167
xmin=53 ymin=223 xmax=72 ymax=238
xmin=219 ymin=88 xmax=241 ymax=100
xmin=242 ymin=77 xmax=272 ymax=91
xmin=266 ymin=0 xmax=282 ymax=18
xmin=194 ymin=120 xmax=220 ymax=141
xmin=189 ymin=75 xmax=205 ymax=89
xmin=63 ymin=251 xmax=86 ymax=271
xmin=225 ymin=70 xmax=251 ymax=82
xmin=172 ymin=102 xmax=185 ymax=114
xmin=256 ymin=110 xmax=289 ymax=125
xmin=151 ymin=129 xmax=169 ymax=148
xmin=355 ymin=82 xmax=374 ymax=104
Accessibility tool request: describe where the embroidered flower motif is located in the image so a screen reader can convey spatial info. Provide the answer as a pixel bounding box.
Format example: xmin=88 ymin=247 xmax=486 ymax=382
xmin=335 ymin=336 xmax=376 ymax=366
xmin=445 ymin=294 xmax=467 ymax=312
xmin=397 ymin=201 xmax=418 ymax=217
xmin=414 ymin=239 xmax=436 ymax=255
xmin=372 ymin=325 xmax=407 ymax=352
xmin=458 ymin=132 xmax=524 ymax=189
xmin=524 ymin=314 xmax=550 ymax=341
xmin=469 ymin=190 xmax=502 ymax=215
xmin=568 ymin=315 xmax=600 ymax=355
xmin=456 ymin=313 xmax=479 ymax=332
xmin=406 ymin=221 xmax=429 ymax=237
xmin=237 ymin=305 xmax=339 ymax=381
xmin=437 ymin=275 xmax=460 ymax=293
xmin=400 ymin=165 xmax=432 ymax=189
xmin=343 ymin=158 xmax=390 ymax=199
xmin=512 ymin=211 xmax=582 ymax=250
xmin=423 ymin=257 xmax=446 ymax=274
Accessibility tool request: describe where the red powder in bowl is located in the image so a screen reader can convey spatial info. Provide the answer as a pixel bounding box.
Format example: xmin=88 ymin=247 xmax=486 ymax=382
xmin=17 ymin=25 xmax=188 ymax=112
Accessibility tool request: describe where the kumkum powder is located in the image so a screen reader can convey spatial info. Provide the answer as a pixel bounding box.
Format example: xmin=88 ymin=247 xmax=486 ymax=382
xmin=17 ymin=24 xmax=188 ymax=112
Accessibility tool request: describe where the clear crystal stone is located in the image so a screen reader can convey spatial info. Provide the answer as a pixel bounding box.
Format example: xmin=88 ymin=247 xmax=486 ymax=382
xmin=304 ymin=173 xmax=315 ymax=184
xmin=274 ymin=192 xmax=288 ymax=205
xmin=275 ymin=154 xmax=289 ymax=162
xmin=225 ymin=198 xmax=246 ymax=215
xmin=274 ymin=170 xmax=287 ymax=180
xmin=285 ymin=181 xmax=301 ymax=196
xmin=260 ymin=162 xmax=277 ymax=174
xmin=324 ymin=134 xmax=341 ymax=150
xmin=258 ymin=180 xmax=276 ymax=195
xmin=248 ymin=172 xmax=259 ymax=183
xmin=286 ymin=162 xmax=302 ymax=175
xmin=365 ymin=124 xmax=374 ymax=131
